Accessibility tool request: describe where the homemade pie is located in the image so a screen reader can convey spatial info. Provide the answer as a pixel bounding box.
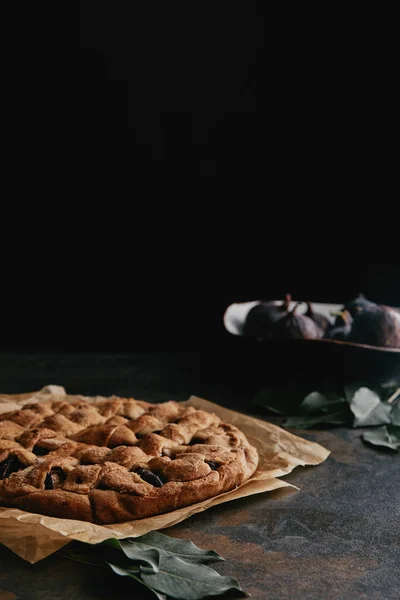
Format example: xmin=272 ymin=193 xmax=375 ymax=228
xmin=0 ymin=396 xmax=258 ymax=524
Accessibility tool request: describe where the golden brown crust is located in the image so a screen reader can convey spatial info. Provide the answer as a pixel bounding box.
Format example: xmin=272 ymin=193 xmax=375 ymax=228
xmin=19 ymin=489 xmax=93 ymax=521
xmin=0 ymin=396 xmax=258 ymax=524
xmin=0 ymin=421 xmax=26 ymax=441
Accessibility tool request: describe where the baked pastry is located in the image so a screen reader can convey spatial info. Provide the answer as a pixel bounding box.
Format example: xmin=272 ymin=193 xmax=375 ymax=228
xmin=0 ymin=396 xmax=258 ymax=524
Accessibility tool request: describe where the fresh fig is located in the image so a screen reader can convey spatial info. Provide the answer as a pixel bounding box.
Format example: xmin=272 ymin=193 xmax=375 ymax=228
xmin=347 ymin=305 xmax=400 ymax=348
xmin=324 ymin=310 xmax=353 ymax=341
xmin=344 ymin=293 xmax=377 ymax=318
xmin=243 ymin=294 xmax=291 ymax=340
xmin=272 ymin=302 xmax=323 ymax=340
xmin=305 ymin=302 xmax=331 ymax=333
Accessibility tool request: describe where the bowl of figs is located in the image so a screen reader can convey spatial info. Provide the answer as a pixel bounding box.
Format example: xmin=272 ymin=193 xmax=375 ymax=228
xmin=223 ymin=294 xmax=400 ymax=386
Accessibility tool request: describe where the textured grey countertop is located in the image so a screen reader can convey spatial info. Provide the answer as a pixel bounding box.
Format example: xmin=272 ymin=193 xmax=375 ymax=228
xmin=0 ymin=352 xmax=399 ymax=600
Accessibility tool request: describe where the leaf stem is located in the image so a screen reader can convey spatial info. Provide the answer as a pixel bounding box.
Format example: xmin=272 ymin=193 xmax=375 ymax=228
xmin=58 ymin=552 xmax=108 ymax=569
xmin=387 ymin=388 xmax=400 ymax=404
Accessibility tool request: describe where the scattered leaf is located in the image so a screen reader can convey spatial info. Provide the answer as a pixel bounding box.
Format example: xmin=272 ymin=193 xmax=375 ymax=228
xmin=350 ymin=387 xmax=392 ymax=427
xmin=255 ymin=381 xmax=400 ymax=450
xmin=62 ymin=533 xmax=242 ymax=600
xmin=139 ymin=554 xmax=247 ymax=600
xmin=344 ymin=381 xmax=365 ymax=403
xmin=362 ymin=425 xmax=400 ymax=451
xmin=117 ymin=532 xmax=223 ymax=565
xmin=108 ymin=563 xmax=166 ymax=599
xmin=284 ymin=412 xmax=350 ymax=429
xmin=387 ymin=424 xmax=400 ymax=445
xmin=391 ymin=402 xmax=400 ymax=426
xmin=114 ymin=544 xmax=160 ymax=572
xmin=253 ymin=384 xmax=313 ymax=415
xmin=283 ymin=390 xmax=351 ymax=428
xmin=60 ymin=546 xmax=112 ymax=569
xmin=301 ymin=391 xmax=347 ymax=415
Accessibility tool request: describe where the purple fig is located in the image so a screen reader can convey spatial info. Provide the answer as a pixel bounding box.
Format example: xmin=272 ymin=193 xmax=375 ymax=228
xmin=344 ymin=293 xmax=377 ymax=318
xmin=306 ymin=302 xmax=331 ymax=333
xmin=347 ymin=305 xmax=400 ymax=348
xmin=272 ymin=302 xmax=323 ymax=340
xmin=243 ymin=294 xmax=291 ymax=340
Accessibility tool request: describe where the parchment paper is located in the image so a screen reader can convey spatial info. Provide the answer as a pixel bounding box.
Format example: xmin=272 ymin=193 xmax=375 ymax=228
xmin=0 ymin=386 xmax=330 ymax=563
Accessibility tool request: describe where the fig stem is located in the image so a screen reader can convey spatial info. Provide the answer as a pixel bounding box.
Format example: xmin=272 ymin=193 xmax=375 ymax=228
xmin=387 ymin=388 xmax=400 ymax=405
xmin=283 ymin=293 xmax=292 ymax=310
xmin=290 ymin=302 xmax=302 ymax=316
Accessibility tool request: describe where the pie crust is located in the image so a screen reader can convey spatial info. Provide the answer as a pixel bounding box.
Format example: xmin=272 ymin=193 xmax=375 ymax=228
xmin=0 ymin=396 xmax=258 ymax=524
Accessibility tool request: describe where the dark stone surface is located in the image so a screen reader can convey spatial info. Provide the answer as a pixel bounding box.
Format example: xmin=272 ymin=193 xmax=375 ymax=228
xmin=0 ymin=353 xmax=399 ymax=600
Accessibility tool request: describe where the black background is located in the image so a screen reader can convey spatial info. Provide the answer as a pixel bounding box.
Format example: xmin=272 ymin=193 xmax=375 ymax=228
xmin=2 ymin=2 xmax=397 ymax=352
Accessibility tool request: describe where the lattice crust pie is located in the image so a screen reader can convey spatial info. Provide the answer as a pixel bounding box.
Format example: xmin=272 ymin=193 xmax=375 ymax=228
xmin=0 ymin=397 xmax=258 ymax=524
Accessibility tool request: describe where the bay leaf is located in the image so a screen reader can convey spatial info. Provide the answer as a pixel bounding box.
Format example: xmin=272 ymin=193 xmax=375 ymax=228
xmin=350 ymin=387 xmax=392 ymax=427
xmin=362 ymin=425 xmax=400 ymax=451
xmin=60 ymin=548 xmax=109 ymax=569
xmin=344 ymin=381 xmax=371 ymax=403
xmin=108 ymin=563 xmax=166 ymax=599
xmin=391 ymin=402 xmax=400 ymax=426
xmin=387 ymin=424 xmax=400 ymax=445
xmin=301 ymin=391 xmax=347 ymax=415
xmin=284 ymin=411 xmax=349 ymax=429
xmin=61 ymin=543 xmax=124 ymax=569
xmin=113 ymin=544 xmax=160 ymax=572
xmin=140 ymin=554 xmax=247 ymax=600
xmin=118 ymin=532 xmax=223 ymax=565
xmin=64 ymin=533 xmax=244 ymax=600
xmin=253 ymin=383 xmax=313 ymax=415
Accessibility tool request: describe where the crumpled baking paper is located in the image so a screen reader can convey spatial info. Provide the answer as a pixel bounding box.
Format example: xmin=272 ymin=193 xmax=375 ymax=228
xmin=0 ymin=386 xmax=330 ymax=562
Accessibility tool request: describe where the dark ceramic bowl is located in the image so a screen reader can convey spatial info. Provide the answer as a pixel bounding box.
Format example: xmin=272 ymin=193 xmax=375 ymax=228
xmin=223 ymin=301 xmax=400 ymax=386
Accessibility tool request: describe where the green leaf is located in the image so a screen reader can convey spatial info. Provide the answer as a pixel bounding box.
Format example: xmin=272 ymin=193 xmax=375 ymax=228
xmin=391 ymin=402 xmax=400 ymax=426
xmin=139 ymin=554 xmax=247 ymax=600
xmin=282 ymin=390 xmax=351 ymax=429
xmin=362 ymin=425 xmax=400 ymax=451
xmin=301 ymin=391 xmax=347 ymax=415
xmin=63 ymin=533 xmax=243 ymax=600
xmin=114 ymin=541 xmax=160 ymax=572
xmin=387 ymin=425 xmax=400 ymax=446
xmin=284 ymin=412 xmax=350 ymax=429
xmin=349 ymin=387 xmax=392 ymax=427
xmin=102 ymin=538 xmax=121 ymax=550
xmin=344 ymin=382 xmax=364 ymax=403
xmin=253 ymin=390 xmax=286 ymax=415
xmin=253 ymin=383 xmax=313 ymax=415
xmin=59 ymin=550 xmax=107 ymax=569
xmin=60 ymin=544 xmax=113 ymax=569
xmin=107 ymin=563 xmax=140 ymax=575
xmin=118 ymin=532 xmax=223 ymax=565
xmin=108 ymin=563 xmax=166 ymax=600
